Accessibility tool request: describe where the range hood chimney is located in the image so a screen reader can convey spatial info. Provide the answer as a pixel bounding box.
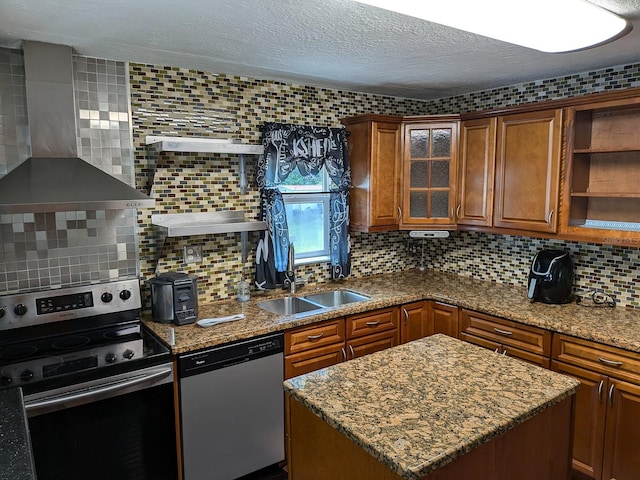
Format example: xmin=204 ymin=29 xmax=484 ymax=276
xmin=0 ymin=41 xmax=154 ymax=213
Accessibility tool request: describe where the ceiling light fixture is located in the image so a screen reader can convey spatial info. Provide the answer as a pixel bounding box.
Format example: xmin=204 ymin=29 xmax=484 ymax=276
xmin=352 ymin=0 xmax=629 ymax=53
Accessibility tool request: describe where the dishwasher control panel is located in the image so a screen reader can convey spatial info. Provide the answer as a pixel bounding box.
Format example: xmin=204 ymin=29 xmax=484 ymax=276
xmin=178 ymin=333 xmax=283 ymax=378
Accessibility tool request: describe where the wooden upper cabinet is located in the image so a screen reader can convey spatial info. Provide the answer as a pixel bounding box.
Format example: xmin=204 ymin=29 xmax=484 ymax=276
xmin=457 ymin=117 xmax=496 ymax=227
xmin=400 ymin=117 xmax=459 ymax=229
xmin=561 ymin=96 xmax=640 ymax=246
xmin=493 ymin=109 xmax=563 ymax=233
xmin=341 ymin=114 xmax=402 ymax=232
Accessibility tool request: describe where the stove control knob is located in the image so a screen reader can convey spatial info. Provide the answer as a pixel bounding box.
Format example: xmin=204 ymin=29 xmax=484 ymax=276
xmin=105 ymin=353 xmax=116 ymax=364
xmin=123 ymin=349 xmax=135 ymax=360
xmin=1 ymin=376 xmax=12 ymax=386
xmin=0 ymin=307 xmax=5 ymax=319
xmin=101 ymin=292 xmax=113 ymax=303
xmin=14 ymin=304 xmax=27 ymax=316
xmin=20 ymin=370 xmax=34 ymax=382
xmin=119 ymin=289 xmax=132 ymax=301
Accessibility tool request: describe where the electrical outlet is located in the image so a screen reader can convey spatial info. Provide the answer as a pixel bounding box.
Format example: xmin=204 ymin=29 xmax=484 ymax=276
xmin=183 ymin=245 xmax=202 ymax=264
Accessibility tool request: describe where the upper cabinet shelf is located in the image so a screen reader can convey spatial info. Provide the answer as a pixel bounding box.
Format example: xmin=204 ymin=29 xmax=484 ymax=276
xmin=563 ymin=98 xmax=640 ymax=240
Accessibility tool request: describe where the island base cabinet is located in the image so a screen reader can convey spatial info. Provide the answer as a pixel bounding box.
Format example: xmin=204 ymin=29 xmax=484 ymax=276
xmin=286 ymin=394 xmax=574 ymax=480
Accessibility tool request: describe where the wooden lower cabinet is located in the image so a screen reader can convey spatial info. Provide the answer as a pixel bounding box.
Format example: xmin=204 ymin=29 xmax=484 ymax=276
xmin=400 ymin=301 xmax=429 ymax=343
xmin=284 ymin=318 xmax=346 ymax=380
xmin=400 ymin=301 xmax=458 ymax=344
xmin=552 ymin=361 xmax=607 ymax=479
xmin=284 ymin=308 xmax=399 ymax=379
xmin=552 ymin=334 xmax=640 ymax=480
xmin=427 ymin=302 xmax=459 ymax=338
xmin=459 ymin=309 xmax=551 ymax=368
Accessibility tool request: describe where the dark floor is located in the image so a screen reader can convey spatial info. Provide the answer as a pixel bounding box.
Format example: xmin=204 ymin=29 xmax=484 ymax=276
xmin=237 ymin=463 xmax=287 ymax=480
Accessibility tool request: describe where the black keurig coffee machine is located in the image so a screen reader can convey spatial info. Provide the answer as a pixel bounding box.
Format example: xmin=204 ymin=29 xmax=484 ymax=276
xmin=527 ymin=249 xmax=574 ymax=304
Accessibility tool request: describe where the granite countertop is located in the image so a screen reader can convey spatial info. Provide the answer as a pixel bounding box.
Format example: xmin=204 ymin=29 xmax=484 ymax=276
xmin=0 ymin=388 xmax=36 ymax=480
xmin=284 ymin=334 xmax=581 ymax=480
xmin=143 ymin=269 xmax=640 ymax=355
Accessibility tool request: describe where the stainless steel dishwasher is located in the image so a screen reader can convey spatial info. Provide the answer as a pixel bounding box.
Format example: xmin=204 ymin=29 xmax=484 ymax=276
xmin=178 ymin=332 xmax=285 ymax=480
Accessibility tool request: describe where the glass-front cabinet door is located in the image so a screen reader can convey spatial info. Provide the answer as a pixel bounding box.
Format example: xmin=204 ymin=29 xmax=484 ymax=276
xmin=401 ymin=119 xmax=458 ymax=228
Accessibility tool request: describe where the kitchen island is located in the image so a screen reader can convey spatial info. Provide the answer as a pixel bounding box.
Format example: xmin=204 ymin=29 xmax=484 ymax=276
xmin=284 ymin=334 xmax=580 ymax=480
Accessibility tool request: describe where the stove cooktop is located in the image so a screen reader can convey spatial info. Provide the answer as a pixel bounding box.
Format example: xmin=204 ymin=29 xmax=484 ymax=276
xmin=0 ymin=279 xmax=170 ymax=392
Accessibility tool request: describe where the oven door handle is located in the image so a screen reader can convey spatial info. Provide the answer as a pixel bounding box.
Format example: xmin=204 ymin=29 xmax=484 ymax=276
xmin=25 ymin=367 xmax=173 ymax=413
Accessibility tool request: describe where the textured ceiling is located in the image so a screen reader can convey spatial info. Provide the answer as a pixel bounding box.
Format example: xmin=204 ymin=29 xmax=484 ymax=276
xmin=2 ymin=0 xmax=640 ymax=100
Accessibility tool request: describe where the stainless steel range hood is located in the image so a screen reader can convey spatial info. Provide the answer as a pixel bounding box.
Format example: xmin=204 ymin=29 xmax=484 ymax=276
xmin=0 ymin=41 xmax=154 ymax=214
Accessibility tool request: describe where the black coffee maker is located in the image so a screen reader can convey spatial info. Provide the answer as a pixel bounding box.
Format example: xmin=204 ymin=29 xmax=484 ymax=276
xmin=527 ymin=249 xmax=574 ymax=304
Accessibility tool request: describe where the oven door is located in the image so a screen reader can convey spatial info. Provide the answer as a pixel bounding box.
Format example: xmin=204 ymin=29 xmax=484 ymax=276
xmin=24 ymin=363 xmax=177 ymax=480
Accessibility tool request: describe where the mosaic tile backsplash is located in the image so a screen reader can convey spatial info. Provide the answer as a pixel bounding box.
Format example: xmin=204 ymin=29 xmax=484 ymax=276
xmin=129 ymin=60 xmax=640 ymax=308
xmin=1 ymin=45 xmax=639 ymax=310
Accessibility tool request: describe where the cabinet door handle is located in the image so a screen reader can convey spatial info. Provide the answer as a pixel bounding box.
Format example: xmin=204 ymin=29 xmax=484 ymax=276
xmin=494 ymin=347 xmax=500 ymax=354
xmin=493 ymin=327 xmax=513 ymax=336
xmin=307 ymin=333 xmax=324 ymax=340
xmin=366 ymin=320 xmax=381 ymax=327
xmin=402 ymin=308 xmax=409 ymax=325
xmin=348 ymin=344 xmax=355 ymax=359
xmin=456 ymin=204 xmax=461 ymax=220
xmin=397 ymin=206 xmax=402 ymax=221
xmin=547 ymin=210 xmax=554 ymax=228
xmin=598 ymin=357 xmax=624 ymax=367
xmin=341 ymin=347 xmax=347 ymax=361
xmin=502 ymin=349 xmax=508 ymax=356
xmin=598 ymin=380 xmax=604 ymax=403
xmin=608 ymin=384 xmax=615 ymax=407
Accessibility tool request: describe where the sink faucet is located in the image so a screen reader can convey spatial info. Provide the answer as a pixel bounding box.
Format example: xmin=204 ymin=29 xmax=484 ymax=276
xmin=283 ymin=243 xmax=296 ymax=294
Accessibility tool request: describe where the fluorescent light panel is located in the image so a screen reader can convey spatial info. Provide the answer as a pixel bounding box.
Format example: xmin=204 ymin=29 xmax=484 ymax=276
xmin=353 ymin=0 xmax=628 ymax=52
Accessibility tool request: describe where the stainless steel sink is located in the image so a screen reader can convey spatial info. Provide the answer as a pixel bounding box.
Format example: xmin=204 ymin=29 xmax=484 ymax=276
xmin=257 ymin=296 xmax=323 ymax=316
xmin=302 ymin=290 xmax=370 ymax=308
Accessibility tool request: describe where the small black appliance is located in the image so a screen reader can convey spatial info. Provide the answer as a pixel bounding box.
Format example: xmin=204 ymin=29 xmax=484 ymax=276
xmin=527 ymin=249 xmax=574 ymax=304
xmin=150 ymin=272 xmax=198 ymax=325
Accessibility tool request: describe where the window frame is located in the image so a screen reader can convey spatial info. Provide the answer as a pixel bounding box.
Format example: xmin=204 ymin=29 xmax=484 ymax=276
xmin=278 ymin=167 xmax=334 ymax=265
xmin=282 ymin=192 xmax=331 ymax=265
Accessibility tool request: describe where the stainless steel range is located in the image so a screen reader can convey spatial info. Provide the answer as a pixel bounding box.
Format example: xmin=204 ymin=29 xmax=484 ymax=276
xmin=0 ymin=279 xmax=178 ymax=480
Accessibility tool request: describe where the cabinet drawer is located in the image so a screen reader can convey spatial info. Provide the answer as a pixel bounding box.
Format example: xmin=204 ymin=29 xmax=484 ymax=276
xmin=284 ymin=343 xmax=346 ymax=380
xmin=285 ymin=319 xmax=345 ymax=355
xmin=460 ymin=332 xmax=550 ymax=368
xmin=347 ymin=329 xmax=398 ymax=360
xmin=552 ymin=334 xmax=640 ymax=384
xmin=347 ymin=307 xmax=398 ymax=339
xmin=503 ymin=345 xmax=551 ymax=369
xmin=460 ymin=309 xmax=551 ymax=356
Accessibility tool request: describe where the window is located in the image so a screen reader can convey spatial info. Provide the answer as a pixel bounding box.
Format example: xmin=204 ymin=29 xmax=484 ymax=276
xmin=279 ymin=167 xmax=334 ymax=264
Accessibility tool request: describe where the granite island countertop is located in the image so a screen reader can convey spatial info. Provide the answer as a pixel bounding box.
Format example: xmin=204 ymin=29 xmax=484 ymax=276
xmin=284 ymin=334 xmax=581 ymax=480
xmin=143 ymin=269 xmax=640 ymax=355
